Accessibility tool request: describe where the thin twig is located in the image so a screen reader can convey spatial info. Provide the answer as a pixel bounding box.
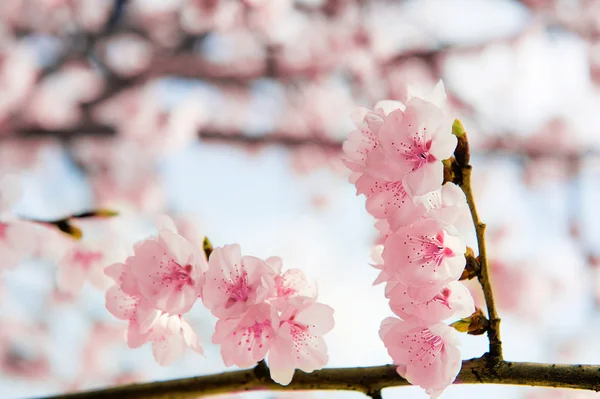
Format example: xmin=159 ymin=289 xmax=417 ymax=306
xmin=33 ymin=358 xmax=600 ymax=399
xmin=455 ymin=122 xmax=503 ymax=360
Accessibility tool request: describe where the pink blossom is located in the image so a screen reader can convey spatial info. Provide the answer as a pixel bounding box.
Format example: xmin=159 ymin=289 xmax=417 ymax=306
xmin=56 ymin=243 xmax=106 ymax=295
xmin=212 ymin=303 xmax=279 ymax=368
xmin=265 ymin=256 xmax=317 ymax=309
xmin=342 ymin=107 xmax=386 ymax=174
xmin=388 ymin=281 xmax=475 ymax=323
xmin=405 ymin=80 xmax=448 ymax=110
xmin=370 ymin=244 xmax=390 ymax=285
xmin=141 ymin=313 xmax=202 ymax=366
xmin=127 ymin=228 xmax=206 ymax=315
xmin=355 ymin=173 xmax=410 ymax=223
xmin=342 ymin=100 xmax=405 ymax=176
xmin=343 ymin=102 xmax=415 ymax=223
xmin=378 ymin=98 xmax=456 ymax=196
xmin=0 ymin=320 xmax=51 ymax=380
xmin=104 ymin=275 xmax=157 ymax=336
xmin=387 ymin=183 xmax=472 ymax=235
xmin=268 ymin=297 xmax=334 ymax=385
xmin=26 ymin=65 xmax=104 ymax=129
xmin=105 ymin=266 xmax=202 ymax=366
xmin=202 ymin=244 xmax=275 ymax=319
xmin=0 ymin=221 xmax=41 ymax=271
xmin=380 ymin=317 xmax=462 ymax=397
xmin=383 ymin=219 xmax=466 ymax=287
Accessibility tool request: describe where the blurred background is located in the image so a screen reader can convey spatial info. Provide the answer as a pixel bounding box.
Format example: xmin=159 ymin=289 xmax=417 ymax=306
xmin=1 ymin=0 xmax=600 ymax=398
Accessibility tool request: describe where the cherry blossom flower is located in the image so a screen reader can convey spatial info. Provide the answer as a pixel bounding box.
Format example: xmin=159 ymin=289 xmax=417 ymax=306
xmin=202 ymin=244 xmax=275 ymax=319
xmin=355 ymin=173 xmax=410 ymax=224
xmin=268 ymin=297 xmax=335 ymax=385
xmin=56 ymin=242 xmax=106 ymax=295
xmin=105 ymin=264 xmax=202 ymax=366
xmin=212 ymin=303 xmax=279 ymax=368
xmin=378 ymin=98 xmax=456 ymax=196
xmin=370 ymin=244 xmax=390 ymax=285
xmin=405 ymin=80 xmax=448 ymax=110
xmin=380 ymin=317 xmax=462 ymax=397
xmin=135 ymin=312 xmax=202 ymax=366
xmin=383 ymin=219 xmax=466 ymax=287
xmin=264 ymin=256 xmax=317 ymax=309
xmin=387 ymin=183 xmax=472 ymax=235
xmin=127 ymin=228 xmax=206 ymax=315
xmin=342 ymin=107 xmax=386 ymax=174
xmin=387 ymin=281 xmax=475 ymax=323
xmin=0 ymin=221 xmax=42 ymax=271
xmin=342 ymin=100 xmax=405 ymax=177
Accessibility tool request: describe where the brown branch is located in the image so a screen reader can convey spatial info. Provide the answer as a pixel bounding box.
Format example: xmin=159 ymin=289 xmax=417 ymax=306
xmin=8 ymin=124 xmax=600 ymax=161
xmin=454 ymin=119 xmax=502 ymax=360
xmin=10 ymin=125 xmax=344 ymax=150
xmin=33 ymin=358 xmax=600 ymax=399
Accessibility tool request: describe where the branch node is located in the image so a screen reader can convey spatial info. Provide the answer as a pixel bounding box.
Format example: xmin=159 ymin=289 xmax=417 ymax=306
xmin=253 ymin=359 xmax=271 ymax=382
xmin=367 ymin=389 xmax=383 ymax=399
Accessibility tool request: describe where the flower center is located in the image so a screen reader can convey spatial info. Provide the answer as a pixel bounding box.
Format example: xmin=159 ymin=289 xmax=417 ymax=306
xmin=427 ymin=287 xmax=452 ymax=309
xmin=412 ymin=328 xmax=444 ymax=366
xmin=407 ymin=231 xmax=452 ymax=270
xmin=162 ymin=261 xmax=194 ymax=290
xmin=393 ymin=130 xmax=436 ymax=172
xmin=235 ymin=320 xmax=272 ymax=350
xmin=224 ymin=270 xmax=250 ymax=308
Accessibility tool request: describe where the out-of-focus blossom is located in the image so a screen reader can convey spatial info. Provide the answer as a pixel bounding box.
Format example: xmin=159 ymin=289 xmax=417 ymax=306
xmin=26 ymin=65 xmax=104 ymax=129
xmin=0 ymin=40 xmax=38 ymax=126
xmin=0 ymin=320 xmax=51 ymax=380
xmin=103 ymin=35 xmax=153 ymax=77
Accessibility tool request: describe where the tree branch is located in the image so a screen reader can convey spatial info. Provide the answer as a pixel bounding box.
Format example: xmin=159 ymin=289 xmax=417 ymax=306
xmin=33 ymin=358 xmax=600 ymax=399
xmin=455 ymin=120 xmax=503 ymax=359
xmin=5 ymin=125 xmax=599 ymax=160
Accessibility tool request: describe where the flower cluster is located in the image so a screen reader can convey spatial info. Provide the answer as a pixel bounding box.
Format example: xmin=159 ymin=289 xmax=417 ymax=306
xmin=205 ymin=244 xmax=334 ymax=385
xmin=104 ymin=220 xmax=205 ymax=365
xmin=343 ymin=82 xmax=475 ymax=397
xmin=104 ymin=217 xmax=334 ymax=383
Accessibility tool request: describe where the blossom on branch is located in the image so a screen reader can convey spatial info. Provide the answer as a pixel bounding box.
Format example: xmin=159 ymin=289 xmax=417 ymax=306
xmin=378 ymin=98 xmax=455 ymax=197
xmin=379 ymin=317 xmax=462 ymax=398
xmin=383 ymin=219 xmax=466 ymax=287
xmin=268 ymin=297 xmax=334 ymax=385
xmin=206 ymin=244 xmax=334 ymax=385
xmin=202 ymin=244 xmax=275 ymax=319
xmin=213 ymin=302 xmax=279 ymax=368
xmin=387 ymin=280 xmax=475 ymax=323
xmin=343 ymin=84 xmax=475 ymax=398
xmin=104 ymin=217 xmax=205 ymax=365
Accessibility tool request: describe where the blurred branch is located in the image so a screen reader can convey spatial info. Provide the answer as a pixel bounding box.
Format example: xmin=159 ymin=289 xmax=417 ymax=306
xmin=6 ymin=124 xmax=600 ymax=160
xmin=34 ymin=357 xmax=600 ymax=399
